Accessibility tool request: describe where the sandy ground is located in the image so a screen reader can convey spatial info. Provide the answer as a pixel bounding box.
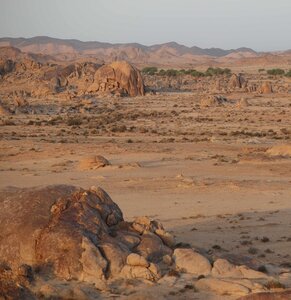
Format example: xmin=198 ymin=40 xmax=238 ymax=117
xmin=1 ymin=92 xmax=291 ymax=298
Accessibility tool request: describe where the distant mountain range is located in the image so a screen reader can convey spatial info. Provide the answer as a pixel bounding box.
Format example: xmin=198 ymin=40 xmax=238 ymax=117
xmin=0 ymin=36 xmax=290 ymax=67
xmin=0 ymin=36 xmax=257 ymax=56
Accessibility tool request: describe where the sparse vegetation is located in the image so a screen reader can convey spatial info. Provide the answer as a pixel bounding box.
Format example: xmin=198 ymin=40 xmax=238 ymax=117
xmin=265 ymin=280 xmax=285 ymax=290
xmin=142 ymin=66 xmax=231 ymax=77
xmin=67 ymin=116 xmax=83 ymax=126
xmin=267 ymin=68 xmax=285 ymax=76
xmin=142 ymin=66 xmax=158 ymax=75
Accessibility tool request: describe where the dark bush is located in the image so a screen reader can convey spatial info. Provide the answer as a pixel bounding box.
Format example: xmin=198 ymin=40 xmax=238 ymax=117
xmin=267 ymin=68 xmax=285 ymax=76
xmin=142 ymin=67 xmax=158 ymax=75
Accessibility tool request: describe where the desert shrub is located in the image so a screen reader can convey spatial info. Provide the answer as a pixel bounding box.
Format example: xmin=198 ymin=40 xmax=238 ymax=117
xmin=158 ymin=69 xmax=166 ymax=76
xmin=264 ymin=280 xmax=285 ymax=289
xmin=285 ymin=69 xmax=291 ymax=77
xmin=258 ymin=68 xmax=265 ymax=72
xmin=188 ymin=69 xmax=205 ymax=77
xmin=142 ymin=66 xmax=158 ymax=75
xmin=145 ymin=67 xmax=231 ymax=77
xmin=47 ymin=116 xmax=63 ymax=125
xmin=205 ymin=67 xmax=231 ymax=76
xmin=67 ymin=116 xmax=82 ymax=126
xmin=2 ymin=119 xmax=15 ymax=126
xmin=164 ymin=69 xmax=180 ymax=76
xmin=267 ymin=68 xmax=285 ymax=76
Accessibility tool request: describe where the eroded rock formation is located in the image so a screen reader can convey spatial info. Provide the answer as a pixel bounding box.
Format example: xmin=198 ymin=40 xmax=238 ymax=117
xmin=0 ymin=185 xmax=289 ymax=299
xmin=87 ymin=60 xmax=145 ymax=96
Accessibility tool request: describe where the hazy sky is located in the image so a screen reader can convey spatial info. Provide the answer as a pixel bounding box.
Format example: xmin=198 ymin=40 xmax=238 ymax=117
xmin=0 ymin=0 xmax=290 ymax=51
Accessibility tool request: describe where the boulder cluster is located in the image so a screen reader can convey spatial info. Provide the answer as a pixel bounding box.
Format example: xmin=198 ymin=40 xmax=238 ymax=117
xmin=87 ymin=61 xmax=145 ymax=97
xmin=0 ymin=185 xmax=289 ymax=299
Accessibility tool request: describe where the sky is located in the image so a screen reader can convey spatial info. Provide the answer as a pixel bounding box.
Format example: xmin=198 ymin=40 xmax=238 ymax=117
xmin=0 ymin=0 xmax=290 ymax=51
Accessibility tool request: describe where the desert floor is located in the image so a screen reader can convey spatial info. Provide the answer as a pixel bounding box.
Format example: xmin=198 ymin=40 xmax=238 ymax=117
xmin=1 ymin=92 xmax=291 ymax=299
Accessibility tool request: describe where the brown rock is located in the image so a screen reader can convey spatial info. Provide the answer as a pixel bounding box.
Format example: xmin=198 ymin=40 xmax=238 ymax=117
xmin=78 ymin=155 xmax=111 ymax=170
xmin=173 ymin=248 xmax=212 ymax=276
xmin=237 ymin=97 xmax=250 ymax=108
xmin=212 ymin=259 xmax=268 ymax=279
xmin=195 ymin=278 xmax=250 ymax=296
xmin=0 ymin=185 xmax=123 ymax=282
xmin=229 ymin=74 xmax=247 ymax=89
xmin=200 ymin=95 xmax=228 ymax=108
xmin=260 ymin=82 xmax=273 ymax=94
xmin=136 ymin=232 xmax=172 ymax=262
xmin=237 ymin=291 xmax=291 ymax=300
xmin=266 ymin=144 xmax=291 ymax=158
xmin=80 ymin=237 xmax=107 ymax=284
xmin=127 ymin=253 xmax=149 ymax=267
xmin=88 ymin=61 xmax=145 ymax=97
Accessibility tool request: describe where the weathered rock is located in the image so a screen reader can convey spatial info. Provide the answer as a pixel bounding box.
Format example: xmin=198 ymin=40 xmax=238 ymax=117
xmin=116 ymin=231 xmax=141 ymax=250
xmin=0 ymin=185 xmax=123 ymax=280
xmin=229 ymin=74 xmax=247 ymax=89
xmin=212 ymin=258 xmax=242 ymax=278
xmin=0 ymin=58 xmax=15 ymax=76
xmin=0 ymin=184 xmax=177 ymax=297
xmin=78 ymin=155 xmax=111 ymax=170
xmin=266 ymin=145 xmax=291 ymax=158
xmin=237 ymin=291 xmax=291 ymax=300
xmin=195 ymin=278 xmax=250 ymax=296
xmin=127 ymin=253 xmax=149 ymax=268
xmin=80 ymin=237 xmax=107 ymax=284
xmin=0 ymin=100 xmax=10 ymax=115
xmin=200 ymin=95 xmax=228 ymax=108
xmin=155 ymin=228 xmax=176 ymax=248
xmin=87 ymin=60 xmax=145 ymax=97
xmin=260 ymin=82 xmax=273 ymax=94
xmin=237 ymin=97 xmax=250 ymax=108
xmin=136 ymin=232 xmax=172 ymax=262
xmin=120 ymin=262 xmax=161 ymax=281
xmin=99 ymin=242 xmax=129 ymax=277
xmin=0 ymin=267 xmax=36 ymax=300
xmin=173 ymin=248 xmax=212 ymax=276
xmin=0 ymin=184 xmax=278 ymax=299
xmin=212 ymin=259 xmax=268 ymax=279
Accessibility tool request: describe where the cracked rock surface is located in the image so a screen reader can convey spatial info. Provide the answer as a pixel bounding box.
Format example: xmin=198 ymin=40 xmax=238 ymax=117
xmin=0 ymin=185 xmax=290 ymax=299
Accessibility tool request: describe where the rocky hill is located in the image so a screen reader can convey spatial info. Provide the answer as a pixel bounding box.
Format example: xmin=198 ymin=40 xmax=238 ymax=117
xmin=1 ymin=36 xmax=291 ymax=68
xmin=0 ymin=36 xmax=259 ymax=66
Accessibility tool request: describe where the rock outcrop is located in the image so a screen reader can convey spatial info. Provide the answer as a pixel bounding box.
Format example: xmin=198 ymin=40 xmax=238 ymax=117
xmin=78 ymin=155 xmax=111 ymax=170
xmin=260 ymin=82 xmax=273 ymax=94
xmin=228 ymin=73 xmax=247 ymax=89
xmin=0 ymin=185 xmax=172 ymax=286
xmin=87 ymin=61 xmax=145 ymax=96
xmin=0 ymin=185 xmax=288 ymax=299
xmin=0 ymin=58 xmax=15 ymax=77
xmin=200 ymin=95 xmax=229 ymax=108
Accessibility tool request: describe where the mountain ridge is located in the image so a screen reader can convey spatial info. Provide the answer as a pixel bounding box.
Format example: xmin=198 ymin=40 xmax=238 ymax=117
xmin=0 ymin=36 xmax=257 ymax=57
xmin=1 ymin=36 xmax=290 ymax=68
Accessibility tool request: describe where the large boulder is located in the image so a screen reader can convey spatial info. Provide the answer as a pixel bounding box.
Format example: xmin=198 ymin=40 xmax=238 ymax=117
xmin=212 ymin=259 xmax=268 ymax=279
xmin=173 ymin=248 xmax=212 ymax=276
xmin=195 ymin=278 xmax=251 ymax=296
xmin=0 ymin=185 xmax=174 ymax=288
xmin=0 ymin=186 xmax=122 ymax=280
xmin=87 ymin=60 xmax=145 ymax=96
xmin=0 ymin=185 xmax=287 ymax=299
